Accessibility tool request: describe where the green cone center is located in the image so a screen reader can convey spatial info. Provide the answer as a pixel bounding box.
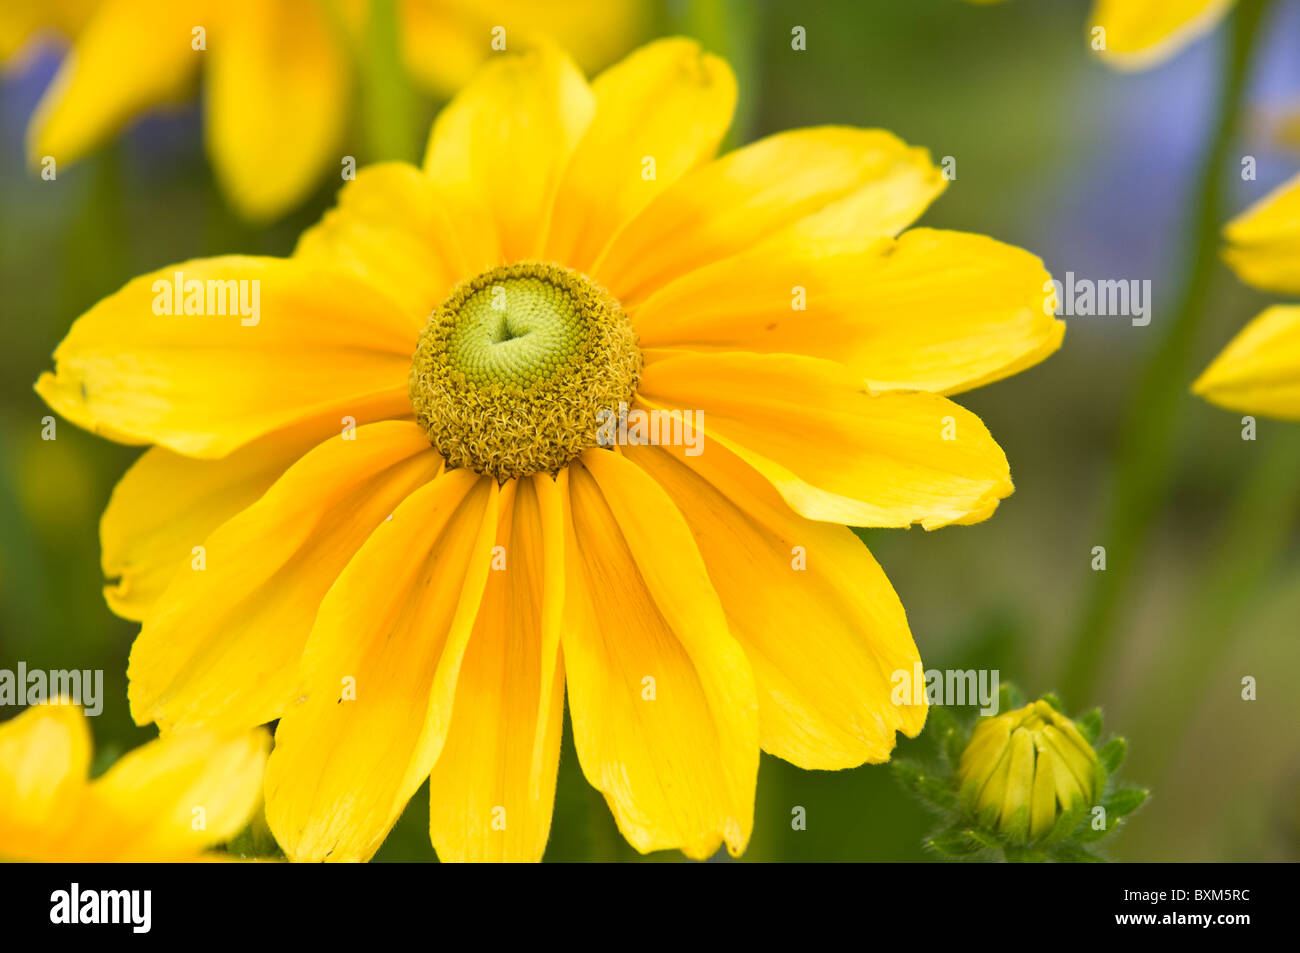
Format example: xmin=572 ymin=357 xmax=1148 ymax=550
xmin=409 ymin=262 xmax=641 ymax=480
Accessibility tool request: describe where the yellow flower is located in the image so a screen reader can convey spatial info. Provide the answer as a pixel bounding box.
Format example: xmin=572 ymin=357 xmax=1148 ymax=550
xmin=957 ymin=701 xmax=1100 ymax=843
xmin=0 ymin=0 xmax=94 ymax=64
xmin=1195 ymin=172 xmax=1300 ymax=418
xmin=1089 ymin=0 xmax=1235 ymax=70
xmin=1220 ymin=170 xmax=1300 ymax=295
xmin=969 ymin=0 xmax=1235 ymax=71
xmin=398 ymin=0 xmax=648 ymax=96
xmin=11 ymin=0 xmax=646 ymax=221
xmin=0 ymin=702 xmax=268 ymax=861
xmin=35 ymin=38 xmax=1064 ymax=861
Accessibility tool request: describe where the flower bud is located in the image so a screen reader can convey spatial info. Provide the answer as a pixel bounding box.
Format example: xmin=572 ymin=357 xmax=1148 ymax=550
xmin=957 ymin=700 xmax=1101 ymax=844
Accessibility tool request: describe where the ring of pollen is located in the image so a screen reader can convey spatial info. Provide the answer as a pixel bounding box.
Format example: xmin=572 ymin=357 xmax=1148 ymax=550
xmin=409 ymin=262 xmax=642 ymax=481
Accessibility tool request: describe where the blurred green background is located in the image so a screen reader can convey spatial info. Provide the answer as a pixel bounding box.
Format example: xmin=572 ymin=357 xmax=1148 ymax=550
xmin=2 ymin=0 xmax=1298 ymax=861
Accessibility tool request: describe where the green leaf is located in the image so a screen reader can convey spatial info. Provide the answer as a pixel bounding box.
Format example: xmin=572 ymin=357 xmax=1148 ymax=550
xmin=1076 ymin=707 xmax=1103 ymax=744
xmin=1052 ymin=842 xmax=1106 ymax=863
xmin=1004 ymin=845 xmax=1050 ymax=863
xmin=926 ymin=707 xmax=964 ymax=767
xmin=1000 ymin=804 xmax=1032 ymax=845
xmin=944 ymin=722 xmax=968 ymax=769
xmin=928 ymin=705 xmax=959 ymax=739
xmin=891 ymin=757 xmax=924 ymax=791
xmin=1076 ymin=810 xmax=1118 ymax=842
xmin=892 ymin=759 xmax=960 ymax=812
xmin=926 ymin=828 xmax=990 ymax=857
xmin=1104 ymin=787 xmax=1149 ymax=817
xmin=1041 ymin=795 xmax=1089 ymax=846
xmin=1098 ymin=737 xmax=1127 ymax=773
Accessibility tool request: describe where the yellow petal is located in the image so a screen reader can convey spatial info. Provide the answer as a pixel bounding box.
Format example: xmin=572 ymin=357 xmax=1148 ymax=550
xmin=1044 ymin=743 xmax=1084 ymax=810
xmin=294 ymin=162 xmax=488 ymax=323
xmin=1089 ymin=0 xmax=1234 ymax=71
xmin=397 ymin=0 xmax=483 ymax=95
xmin=0 ymin=703 xmax=90 ymax=859
xmin=1221 ymin=170 xmax=1300 ymax=295
xmin=423 ymin=40 xmax=595 ymax=262
xmin=1029 ymin=735 xmax=1060 ymax=840
xmin=128 ymin=421 xmax=442 ymax=732
xmin=26 ymin=0 xmax=200 ymax=168
xmin=998 ymin=727 xmax=1036 ymax=840
xmin=101 ymin=421 xmax=328 ymax=621
xmin=82 ymin=726 xmax=269 ymax=860
xmin=594 ymin=127 xmax=946 ymax=306
xmin=399 ymin=0 xmax=649 ymax=96
xmin=637 ymin=351 xmax=1014 ymax=529
xmin=958 ymin=716 xmax=1012 ymax=805
xmin=0 ymin=0 xmax=94 ymax=66
xmin=626 ymin=439 xmax=926 ymax=769
xmin=1042 ymin=722 xmax=1097 ymax=793
xmin=563 ymin=450 xmax=758 ymax=859
xmin=1194 ymin=305 xmax=1300 ymax=419
xmin=543 ymin=38 xmax=736 ymax=273
xmin=204 ymin=0 xmax=349 ymax=221
xmin=266 ymin=469 xmax=498 ymax=863
xmin=428 ymin=474 xmax=566 ymax=862
xmin=632 ymin=228 xmax=1063 ymax=395
xmin=35 ymin=256 xmax=416 ymax=458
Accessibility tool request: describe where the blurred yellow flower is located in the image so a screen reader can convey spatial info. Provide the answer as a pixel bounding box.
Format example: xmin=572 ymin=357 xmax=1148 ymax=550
xmin=397 ymin=0 xmax=648 ymax=96
xmin=1220 ymin=171 xmax=1300 ymax=295
xmin=1089 ymin=0 xmax=1235 ymax=70
xmin=36 ymin=38 xmax=1063 ymax=862
xmin=0 ymin=0 xmax=95 ymax=63
xmin=969 ymin=0 xmax=1236 ymax=71
xmin=8 ymin=0 xmax=647 ymax=221
xmin=958 ymin=700 xmax=1100 ymax=843
xmin=1195 ymin=172 xmax=1300 ymax=418
xmin=0 ymin=702 xmax=268 ymax=861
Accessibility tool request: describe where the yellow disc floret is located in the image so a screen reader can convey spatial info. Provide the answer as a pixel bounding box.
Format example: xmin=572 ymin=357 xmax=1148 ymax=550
xmin=410 ymin=262 xmax=641 ymax=481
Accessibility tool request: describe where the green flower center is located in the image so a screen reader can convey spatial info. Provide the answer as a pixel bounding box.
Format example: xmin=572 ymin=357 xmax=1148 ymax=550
xmin=409 ymin=262 xmax=641 ymax=481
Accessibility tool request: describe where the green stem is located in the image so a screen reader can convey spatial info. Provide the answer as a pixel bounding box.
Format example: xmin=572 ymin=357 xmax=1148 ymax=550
xmin=358 ymin=0 xmax=420 ymax=164
xmin=672 ymin=0 xmax=762 ymax=150
xmin=1058 ymin=0 xmax=1272 ymax=704
xmin=1132 ymin=426 xmax=1300 ymax=780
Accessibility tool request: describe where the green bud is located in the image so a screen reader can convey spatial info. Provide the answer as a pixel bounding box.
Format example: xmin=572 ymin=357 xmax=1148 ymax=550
xmin=956 ymin=700 xmax=1101 ymax=844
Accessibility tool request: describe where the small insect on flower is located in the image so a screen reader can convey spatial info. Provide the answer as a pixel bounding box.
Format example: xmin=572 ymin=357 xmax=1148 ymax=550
xmin=35 ymin=38 xmax=1064 ymax=861
xmin=0 ymin=701 xmax=267 ymax=861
